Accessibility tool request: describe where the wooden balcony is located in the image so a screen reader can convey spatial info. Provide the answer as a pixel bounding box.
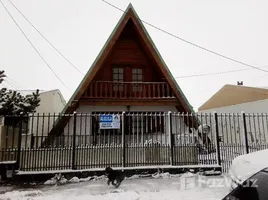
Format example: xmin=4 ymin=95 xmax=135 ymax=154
xmin=82 ymin=81 xmax=176 ymax=99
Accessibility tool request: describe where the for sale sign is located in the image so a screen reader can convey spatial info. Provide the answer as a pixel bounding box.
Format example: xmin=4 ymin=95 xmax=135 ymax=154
xmin=99 ymin=114 xmax=120 ymax=129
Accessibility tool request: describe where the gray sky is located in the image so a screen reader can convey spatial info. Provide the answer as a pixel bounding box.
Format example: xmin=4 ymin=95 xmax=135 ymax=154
xmin=1 ymin=0 xmax=268 ymax=111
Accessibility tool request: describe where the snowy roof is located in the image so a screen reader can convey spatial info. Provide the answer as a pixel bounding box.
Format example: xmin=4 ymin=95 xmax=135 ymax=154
xmin=199 ymin=84 xmax=268 ymax=111
xmin=15 ymin=89 xmax=59 ymax=96
xmin=258 ymin=86 xmax=268 ymax=89
xmin=15 ymin=90 xmax=46 ymax=96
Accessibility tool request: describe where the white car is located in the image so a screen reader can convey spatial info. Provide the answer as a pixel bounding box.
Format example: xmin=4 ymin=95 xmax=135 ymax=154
xmin=228 ymin=148 xmax=268 ymax=190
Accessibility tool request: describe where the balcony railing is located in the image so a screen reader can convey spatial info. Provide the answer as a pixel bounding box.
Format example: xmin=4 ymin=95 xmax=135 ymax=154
xmin=83 ymin=81 xmax=175 ymax=99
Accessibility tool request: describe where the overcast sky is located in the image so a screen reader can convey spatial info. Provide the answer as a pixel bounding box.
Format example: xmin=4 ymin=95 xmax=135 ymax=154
xmin=1 ymin=0 xmax=268 ymax=111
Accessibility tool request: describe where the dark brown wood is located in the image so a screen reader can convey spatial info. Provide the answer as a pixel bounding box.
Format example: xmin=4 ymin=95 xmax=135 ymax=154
xmin=79 ymin=99 xmax=180 ymax=106
xmin=148 ymin=84 xmax=151 ymax=97
xmin=152 ymin=84 xmax=156 ymax=98
xmin=95 ymin=82 xmax=97 ymax=98
xmin=109 ymin=83 xmax=113 ymax=98
xmin=157 ymin=84 xmax=160 ymax=98
xmin=64 ymin=7 xmax=193 ymax=115
xmin=90 ymin=83 xmax=93 ymax=97
xmin=143 ymin=85 xmax=146 ymax=98
xmin=85 ymin=81 xmax=174 ymax=99
xmin=161 ymin=84 xmax=165 ymax=97
xmin=167 ymin=84 xmax=170 ymax=97
xmin=105 ymin=82 xmax=108 ymax=98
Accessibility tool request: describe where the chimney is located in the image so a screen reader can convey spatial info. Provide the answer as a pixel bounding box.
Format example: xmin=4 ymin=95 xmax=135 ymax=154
xmin=237 ymin=81 xmax=243 ymax=86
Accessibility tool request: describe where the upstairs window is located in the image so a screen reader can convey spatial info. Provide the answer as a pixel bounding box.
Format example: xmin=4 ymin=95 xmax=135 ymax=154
xmin=132 ymin=68 xmax=142 ymax=92
xmin=132 ymin=68 xmax=142 ymax=82
xmin=113 ymin=67 xmax=124 ymax=91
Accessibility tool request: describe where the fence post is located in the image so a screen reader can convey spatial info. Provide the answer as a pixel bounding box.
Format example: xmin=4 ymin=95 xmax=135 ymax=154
xmin=16 ymin=114 xmax=23 ymax=170
xmin=168 ymin=111 xmax=174 ymax=166
xmin=122 ymin=112 xmax=126 ymax=168
xmin=242 ymin=112 xmax=249 ymax=154
xmin=214 ymin=112 xmax=221 ymax=166
xmin=72 ymin=111 xmax=77 ymax=170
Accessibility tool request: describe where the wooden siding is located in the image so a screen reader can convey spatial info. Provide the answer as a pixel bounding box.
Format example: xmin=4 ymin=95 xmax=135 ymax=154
xmin=93 ymin=20 xmax=164 ymax=83
xmin=83 ymin=81 xmax=175 ymax=99
xmin=83 ymin=20 xmax=170 ymax=102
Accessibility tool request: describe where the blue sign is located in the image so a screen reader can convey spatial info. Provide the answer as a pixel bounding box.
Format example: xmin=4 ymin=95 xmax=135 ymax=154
xmin=100 ymin=115 xmax=113 ymax=123
xmin=99 ymin=114 xmax=120 ymax=129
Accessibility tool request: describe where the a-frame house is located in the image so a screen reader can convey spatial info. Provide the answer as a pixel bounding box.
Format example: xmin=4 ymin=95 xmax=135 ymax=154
xmin=45 ymin=3 xmax=199 ymax=146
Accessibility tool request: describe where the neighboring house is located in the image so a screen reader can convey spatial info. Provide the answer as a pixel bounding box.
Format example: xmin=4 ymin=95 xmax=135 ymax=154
xmin=198 ymin=84 xmax=268 ymax=113
xmin=17 ymin=89 xmax=66 ymax=114
xmin=1 ymin=89 xmax=66 ymax=149
xmin=46 ymin=4 xmax=199 ymax=147
xmin=28 ymin=89 xmax=66 ymax=147
xmin=198 ymin=84 xmax=268 ymax=145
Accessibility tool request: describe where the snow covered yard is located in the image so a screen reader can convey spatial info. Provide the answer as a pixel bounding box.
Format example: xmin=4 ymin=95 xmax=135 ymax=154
xmin=1 ymin=173 xmax=230 ymax=200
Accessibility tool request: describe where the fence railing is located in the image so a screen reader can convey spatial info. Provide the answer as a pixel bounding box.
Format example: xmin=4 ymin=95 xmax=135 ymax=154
xmin=82 ymin=81 xmax=176 ymax=99
xmin=1 ymin=112 xmax=268 ymax=173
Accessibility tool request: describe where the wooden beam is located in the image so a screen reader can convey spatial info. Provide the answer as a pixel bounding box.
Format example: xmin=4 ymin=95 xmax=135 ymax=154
xmin=79 ymin=99 xmax=180 ymax=106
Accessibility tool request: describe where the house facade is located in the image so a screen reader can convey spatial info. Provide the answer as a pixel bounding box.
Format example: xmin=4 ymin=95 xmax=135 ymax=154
xmin=198 ymin=84 xmax=268 ymax=112
xmin=1 ymin=5 xmax=222 ymax=172
xmin=45 ymin=4 xmax=198 ymax=147
xmin=0 ymin=89 xmax=66 ymax=149
xmin=198 ymin=84 xmax=268 ymax=146
xmin=28 ymin=89 xmax=66 ymax=146
xmin=27 ymin=4 xmax=213 ymax=170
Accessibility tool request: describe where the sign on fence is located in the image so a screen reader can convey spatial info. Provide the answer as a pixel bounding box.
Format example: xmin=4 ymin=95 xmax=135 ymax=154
xmin=99 ymin=114 xmax=120 ymax=129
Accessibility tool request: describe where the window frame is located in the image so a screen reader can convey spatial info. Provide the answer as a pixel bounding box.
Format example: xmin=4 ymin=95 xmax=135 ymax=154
xmin=112 ymin=67 xmax=124 ymax=92
xmin=132 ymin=68 xmax=143 ymax=92
xmin=126 ymin=112 xmax=165 ymax=135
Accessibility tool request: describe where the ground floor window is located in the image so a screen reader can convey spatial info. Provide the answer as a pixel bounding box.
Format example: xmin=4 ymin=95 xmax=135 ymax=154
xmin=126 ymin=112 xmax=165 ymax=134
xmin=91 ymin=112 xmax=165 ymax=135
xmin=91 ymin=112 xmax=121 ymax=135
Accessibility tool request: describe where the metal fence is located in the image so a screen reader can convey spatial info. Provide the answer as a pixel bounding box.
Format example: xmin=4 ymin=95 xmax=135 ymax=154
xmin=0 ymin=112 xmax=268 ymax=173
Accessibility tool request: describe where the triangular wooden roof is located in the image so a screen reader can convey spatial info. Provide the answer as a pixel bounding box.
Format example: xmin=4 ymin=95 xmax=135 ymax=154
xmin=61 ymin=3 xmax=194 ymax=114
xmin=198 ymin=84 xmax=268 ymax=111
xmin=43 ymin=4 xmax=197 ymax=144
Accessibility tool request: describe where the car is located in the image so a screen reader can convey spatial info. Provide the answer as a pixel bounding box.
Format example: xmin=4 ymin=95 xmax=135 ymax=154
xmin=228 ymin=148 xmax=268 ymax=190
xmin=223 ymin=167 xmax=268 ymax=200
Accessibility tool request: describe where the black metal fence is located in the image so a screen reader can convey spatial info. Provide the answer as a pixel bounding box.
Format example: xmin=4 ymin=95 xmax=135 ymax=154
xmin=1 ymin=112 xmax=268 ymax=173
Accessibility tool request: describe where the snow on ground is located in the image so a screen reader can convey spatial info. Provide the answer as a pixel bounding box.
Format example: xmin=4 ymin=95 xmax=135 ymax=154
xmin=0 ymin=173 xmax=230 ymax=200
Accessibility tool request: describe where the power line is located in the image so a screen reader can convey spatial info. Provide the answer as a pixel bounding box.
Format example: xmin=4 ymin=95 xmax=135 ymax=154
xmin=175 ymin=66 xmax=268 ymax=79
xmin=5 ymin=79 xmax=22 ymax=90
xmin=0 ymin=0 xmax=71 ymax=92
xmin=1 ymin=82 xmax=9 ymax=89
xmin=175 ymin=69 xmax=248 ymax=79
xmin=9 ymin=0 xmax=261 ymax=81
xmin=2 ymin=0 xmax=265 ymax=86
xmin=6 ymin=0 xmax=84 ymax=76
xmin=101 ymin=0 xmax=268 ymax=73
xmin=6 ymin=76 xmax=27 ymax=89
xmin=2 ymin=81 xmax=17 ymax=90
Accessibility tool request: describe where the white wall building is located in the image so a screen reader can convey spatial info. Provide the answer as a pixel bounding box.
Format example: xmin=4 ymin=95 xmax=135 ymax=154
xmin=198 ymin=84 xmax=268 ymax=145
xmin=1 ymin=89 xmax=66 ymax=148
xmin=22 ymin=89 xmax=65 ymax=147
